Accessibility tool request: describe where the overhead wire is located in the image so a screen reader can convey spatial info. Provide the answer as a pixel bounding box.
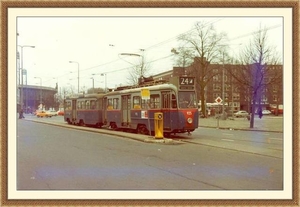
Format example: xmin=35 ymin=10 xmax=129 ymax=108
xmin=58 ymin=19 xmax=282 ymax=85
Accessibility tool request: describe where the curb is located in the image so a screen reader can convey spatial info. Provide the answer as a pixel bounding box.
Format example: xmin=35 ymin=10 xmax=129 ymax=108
xmin=21 ymin=118 xmax=183 ymax=145
xmin=199 ymin=125 xmax=283 ymax=133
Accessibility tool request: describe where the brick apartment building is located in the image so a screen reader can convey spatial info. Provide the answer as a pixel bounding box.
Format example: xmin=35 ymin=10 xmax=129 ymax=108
xmin=152 ymin=57 xmax=283 ymax=115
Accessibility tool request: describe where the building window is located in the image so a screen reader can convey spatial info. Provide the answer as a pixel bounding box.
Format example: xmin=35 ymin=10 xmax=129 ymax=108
xmin=225 ymin=84 xmax=230 ymax=91
xmin=213 ymin=84 xmax=221 ymax=91
xmin=233 ymin=93 xmax=240 ymax=100
xmin=213 ymin=93 xmax=221 ymax=99
xmin=213 ymin=75 xmax=220 ymax=82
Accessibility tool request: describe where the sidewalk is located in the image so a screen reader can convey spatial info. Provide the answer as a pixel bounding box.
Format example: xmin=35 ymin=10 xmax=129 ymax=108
xmin=199 ymin=115 xmax=283 ymax=133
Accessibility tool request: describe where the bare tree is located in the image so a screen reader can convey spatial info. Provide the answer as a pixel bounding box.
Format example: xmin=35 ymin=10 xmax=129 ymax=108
xmin=228 ymin=25 xmax=282 ymax=128
xmin=177 ymin=21 xmax=228 ymax=116
xmin=119 ymin=51 xmax=152 ymax=86
xmin=127 ymin=57 xmax=152 ymax=86
xmin=171 ymin=46 xmax=194 ymax=70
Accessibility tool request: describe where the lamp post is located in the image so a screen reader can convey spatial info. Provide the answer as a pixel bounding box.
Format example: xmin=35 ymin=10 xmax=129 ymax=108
xmin=222 ymin=52 xmax=225 ymax=119
xmin=90 ymin=77 xmax=94 ymax=93
xmin=119 ymin=51 xmax=144 ymax=83
xmin=69 ymin=61 xmax=79 ymax=93
xmin=34 ymin=77 xmax=42 ymax=107
xmin=18 ymin=45 xmax=35 ymax=110
xmin=101 ymin=73 xmax=107 ymax=93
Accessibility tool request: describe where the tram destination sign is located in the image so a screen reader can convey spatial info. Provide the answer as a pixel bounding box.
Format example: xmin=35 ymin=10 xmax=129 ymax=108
xmin=179 ymin=77 xmax=195 ymax=86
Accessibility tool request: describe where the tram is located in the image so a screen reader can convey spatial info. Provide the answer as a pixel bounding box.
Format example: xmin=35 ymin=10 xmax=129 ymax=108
xmin=64 ymin=93 xmax=105 ymax=127
xmin=64 ymin=76 xmax=199 ymax=136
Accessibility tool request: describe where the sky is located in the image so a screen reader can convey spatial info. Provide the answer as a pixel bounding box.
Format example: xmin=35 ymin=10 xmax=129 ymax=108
xmin=16 ymin=10 xmax=284 ymax=92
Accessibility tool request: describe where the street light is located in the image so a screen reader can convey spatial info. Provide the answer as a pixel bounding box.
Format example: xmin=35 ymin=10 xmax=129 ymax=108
xmin=101 ymin=73 xmax=107 ymax=93
xmin=69 ymin=61 xmax=80 ymax=93
xmin=90 ymin=77 xmax=94 ymax=93
xmin=18 ymin=45 xmax=35 ymax=110
xmin=120 ymin=51 xmax=144 ymax=77
xmin=34 ymin=77 xmax=42 ymax=106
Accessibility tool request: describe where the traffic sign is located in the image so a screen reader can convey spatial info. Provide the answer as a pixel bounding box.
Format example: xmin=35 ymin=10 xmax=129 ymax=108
xmin=215 ymin=96 xmax=223 ymax=104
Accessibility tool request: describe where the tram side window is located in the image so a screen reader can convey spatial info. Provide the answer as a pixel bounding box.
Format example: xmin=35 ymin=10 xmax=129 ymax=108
xmin=141 ymin=99 xmax=148 ymax=109
xmin=77 ymin=101 xmax=82 ymax=109
xmin=133 ymin=96 xmax=141 ymax=109
xmin=86 ymin=100 xmax=90 ymax=109
xmin=65 ymin=101 xmax=72 ymax=110
xmin=150 ymin=94 xmax=160 ymax=109
xmin=162 ymin=93 xmax=170 ymax=109
xmin=90 ymin=100 xmax=96 ymax=109
xmin=80 ymin=100 xmax=86 ymax=109
xmin=113 ymin=98 xmax=119 ymax=109
xmin=172 ymin=94 xmax=177 ymax=108
xmin=107 ymin=98 xmax=113 ymax=109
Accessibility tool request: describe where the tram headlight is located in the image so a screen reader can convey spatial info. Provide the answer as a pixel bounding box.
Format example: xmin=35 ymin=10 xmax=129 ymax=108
xmin=187 ymin=118 xmax=193 ymax=124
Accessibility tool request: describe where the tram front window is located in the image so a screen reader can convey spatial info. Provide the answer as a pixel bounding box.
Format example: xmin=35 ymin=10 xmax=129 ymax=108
xmin=178 ymin=91 xmax=197 ymax=108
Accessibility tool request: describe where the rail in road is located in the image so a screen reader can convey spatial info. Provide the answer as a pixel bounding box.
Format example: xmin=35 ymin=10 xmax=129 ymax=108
xmin=20 ymin=114 xmax=283 ymax=159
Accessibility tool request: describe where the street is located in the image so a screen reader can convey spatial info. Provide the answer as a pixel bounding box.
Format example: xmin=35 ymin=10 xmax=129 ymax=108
xmin=17 ymin=117 xmax=283 ymax=191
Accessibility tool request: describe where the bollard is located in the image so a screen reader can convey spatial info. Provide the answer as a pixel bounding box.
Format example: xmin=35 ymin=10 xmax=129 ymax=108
xmin=154 ymin=112 xmax=164 ymax=139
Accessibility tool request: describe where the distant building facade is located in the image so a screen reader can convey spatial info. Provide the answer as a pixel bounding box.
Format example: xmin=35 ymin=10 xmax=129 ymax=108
xmin=152 ymin=58 xmax=283 ymax=115
xmin=17 ymin=85 xmax=58 ymax=113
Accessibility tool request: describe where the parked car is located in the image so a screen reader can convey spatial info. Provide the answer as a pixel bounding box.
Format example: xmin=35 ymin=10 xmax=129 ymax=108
xmin=46 ymin=110 xmax=57 ymax=116
xmin=57 ymin=110 xmax=64 ymax=116
xmin=233 ymin=110 xmax=249 ymax=118
xmin=36 ymin=110 xmax=52 ymax=118
xmin=262 ymin=110 xmax=272 ymax=115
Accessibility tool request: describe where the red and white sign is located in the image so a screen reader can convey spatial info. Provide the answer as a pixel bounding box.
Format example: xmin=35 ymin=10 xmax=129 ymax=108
xmin=141 ymin=110 xmax=148 ymax=119
xmin=215 ymin=97 xmax=223 ymax=104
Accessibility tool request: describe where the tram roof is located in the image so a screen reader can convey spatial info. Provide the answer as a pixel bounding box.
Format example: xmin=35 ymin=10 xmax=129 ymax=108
xmin=107 ymin=83 xmax=178 ymax=95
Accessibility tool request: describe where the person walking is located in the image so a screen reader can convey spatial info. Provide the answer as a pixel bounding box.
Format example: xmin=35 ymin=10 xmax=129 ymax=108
xmin=19 ymin=108 xmax=24 ymax=119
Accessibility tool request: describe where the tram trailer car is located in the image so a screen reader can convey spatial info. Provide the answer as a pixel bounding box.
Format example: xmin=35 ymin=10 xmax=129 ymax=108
xmin=64 ymin=93 xmax=105 ymax=127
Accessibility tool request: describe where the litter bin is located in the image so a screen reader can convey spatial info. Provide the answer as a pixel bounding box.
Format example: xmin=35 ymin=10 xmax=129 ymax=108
xmin=154 ymin=112 xmax=163 ymax=139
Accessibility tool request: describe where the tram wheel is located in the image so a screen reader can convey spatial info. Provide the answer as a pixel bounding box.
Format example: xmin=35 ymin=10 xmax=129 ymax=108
xmin=79 ymin=120 xmax=85 ymax=126
xmin=137 ymin=125 xmax=149 ymax=135
xmin=110 ymin=123 xmax=117 ymax=129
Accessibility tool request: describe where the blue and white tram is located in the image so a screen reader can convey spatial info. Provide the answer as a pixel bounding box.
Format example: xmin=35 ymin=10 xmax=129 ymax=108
xmin=64 ymin=76 xmax=199 ymax=136
xmin=64 ymin=93 xmax=105 ymax=127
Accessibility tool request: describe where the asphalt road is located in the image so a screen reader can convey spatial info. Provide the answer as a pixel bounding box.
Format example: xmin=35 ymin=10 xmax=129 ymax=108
xmin=17 ymin=118 xmax=283 ymax=191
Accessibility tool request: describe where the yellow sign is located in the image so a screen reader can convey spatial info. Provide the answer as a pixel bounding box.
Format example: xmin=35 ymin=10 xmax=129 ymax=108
xmin=141 ymin=88 xmax=150 ymax=100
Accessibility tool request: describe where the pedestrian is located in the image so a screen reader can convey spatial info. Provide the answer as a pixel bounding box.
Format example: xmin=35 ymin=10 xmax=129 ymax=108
xmin=19 ymin=109 xmax=24 ymax=119
xmin=258 ymin=109 xmax=263 ymax=119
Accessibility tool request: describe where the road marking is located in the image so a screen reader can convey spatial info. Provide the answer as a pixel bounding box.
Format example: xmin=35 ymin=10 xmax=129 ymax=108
xmin=221 ymin=139 xmax=234 ymax=142
xmin=222 ymin=133 xmax=234 ymax=136
xmin=269 ymin=138 xmax=282 ymax=141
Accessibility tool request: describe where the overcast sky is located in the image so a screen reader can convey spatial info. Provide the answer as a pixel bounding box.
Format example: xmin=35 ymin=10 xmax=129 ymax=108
xmin=16 ymin=10 xmax=284 ymax=92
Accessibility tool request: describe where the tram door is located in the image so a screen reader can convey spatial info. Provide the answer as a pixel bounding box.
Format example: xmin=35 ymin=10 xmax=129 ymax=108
xmin=121 ymin=95 xmax=131 ymax=126
xmin=103 ymin=97 xmax=107 ymax=124
xmin=162 ymin=91 xmax=172 ymax=128
xmin=72 ymin=99 xmax=77 ymax=122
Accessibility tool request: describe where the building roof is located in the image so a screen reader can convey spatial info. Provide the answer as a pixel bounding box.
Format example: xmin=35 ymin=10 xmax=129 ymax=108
xmin=18 ymin=85 xmax=57 ymax=92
